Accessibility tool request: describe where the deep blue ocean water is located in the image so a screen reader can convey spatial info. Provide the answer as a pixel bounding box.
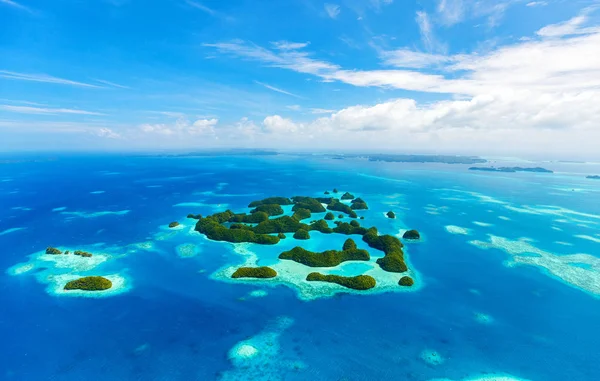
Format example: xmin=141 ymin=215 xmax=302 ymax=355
xmin=1 ymin=154 xmax=599 ymax=381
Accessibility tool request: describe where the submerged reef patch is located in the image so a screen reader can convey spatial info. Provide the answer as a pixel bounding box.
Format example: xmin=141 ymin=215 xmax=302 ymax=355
xmin=470 ymin=235 xmax=600 ymax=296
xmin=445 ymin=225 xmax=472 ymax=235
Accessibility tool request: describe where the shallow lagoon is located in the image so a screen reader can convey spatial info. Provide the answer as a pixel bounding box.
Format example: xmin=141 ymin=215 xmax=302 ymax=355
xmin=1 ymin=154 xmax=600 ymax=380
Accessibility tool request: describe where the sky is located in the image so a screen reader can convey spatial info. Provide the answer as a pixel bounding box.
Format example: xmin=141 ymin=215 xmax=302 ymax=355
xmin=1 ymin=0 xmax=600 ymax=158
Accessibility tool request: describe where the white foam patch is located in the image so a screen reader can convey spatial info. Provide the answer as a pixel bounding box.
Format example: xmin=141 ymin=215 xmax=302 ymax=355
xmin=173 ymin=202 xmax=229 ymax=209
xmin=11 ymin=206 xmax=32 ymax=211
xmin=431 ymin=374 xmax=531 ymax=381
xmin=474 ymin=312 xmax=494 ymax=325
xmin=469 ymin=235 xmax=600 ymax=296
xmin=221 ymin=316 xmax=304 ymax=380
xmin=52 ymin=206 xmax=67 ymax=212
xmin=555 ymin=241 xmax=573 ymax=246
xmin=60 ymin=210 xmax=130 ymax=218
xmin=0 ymin=227 xmax=26 ymax=236
xmin=248 ymin=290 xmax=268 ymax=298
xmin=575 ymin=235 xmax=600 ymax=244
xmin=498 ymin=216 xmax=511 ymax=221
xmin=420 ymin=349 xmax=444 ymax=366
xmin=90 ymin=190 xmax=105 ymax=194
xmin=473 ymin=221 xmax=493 ymax=227
xmin=48 ymin=273 xmax=130 ymax=298
xmin=438 ymin=189 xmax=508 ymax=205
xmin=176 ymin=243 xmax=200 ymax=258
xmin=211 ymin=241 xmax=420 ymax=301
xmin=445 ymin=225 xmax=471 ymax=235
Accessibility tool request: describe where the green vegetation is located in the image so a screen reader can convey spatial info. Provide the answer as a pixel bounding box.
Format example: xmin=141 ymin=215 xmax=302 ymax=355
xmin=250 ymin=204 xmax=284 ymax=216
xmin=292 ymin=196 xmax=326 ymax=213
xmin=168 ymin=221 xmax=180 ymax=228
xmin=398 ymin=276 xmax=414 ymax=287
xmin=324 ymin=212 xmax=335 ymax=220
xmin=64 ymin=276 xmax=112 ymax=291
xmin=229 ymin=212 xmax=269 ymax=224
xmin=339 ymin=214 xmax=344 ymax=219
xmin=306 ymin=273 xmax=376 ymax=290
xmin=291 ymin=208 xmax=312 ymax=221
xmin=328 ymin=200 xmax=358 ymax=218
xmin=363 ymin=228 xmax=407 ymax=273
xmin=332 ymin=221 xmax=368 ymax=235
xmin=341 ymin=192 xmax=355 ymax=200
xmin=309 ymin=219 xmax=333 ymax=234
xmin=46 ymin=247 xmax=62 ymax=255
xmin=293 ymin=229 xmax=310 ymax=240
xmin=248 ymin=197 xmax=293 ymax=207
xmin=333 ymin=188 xmax=339 ymax=193
xmin=350 ymin=197 xmax=369 ymax=210
xmin=279 ymin=239 xmax=369 ymax=267
xmin=277 ymin=232 xmax=286 ymax=239
xmin=74 ymin=250 xmax=93 ymax=258
xmin=231 ymin=266 xmax=277 ymax=279
xmin=187 ymin=214 xmax=202 ymax=219
xmin=195 ymin=216 xmax=280 ymax=244
xmin=402 ymin=230 xmax=420 ymax=240
xmin=324 ymin=191 xmax=330 ymax=195
xmin=386 ymin=211 xmax=396 ymax=219
xmin=350 ymin=220 xmax=360 ymax=227
xmin=253 ymin=216 xmax=308 ymax=234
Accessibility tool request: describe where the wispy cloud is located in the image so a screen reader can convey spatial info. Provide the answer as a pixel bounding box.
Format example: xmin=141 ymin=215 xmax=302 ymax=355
xmin=0 ymin=0 xmax=31 ymax=12
xmin=271 ymin=41 xmax=310 ymax=50
xmin=0 ymin=105 xmax=105 ymax=115
xmin=286 ymin=105 xmax=302 ymax=111
xmin=537 ymin=9 xmax=600 ymax=37
xmin=526 ymin=1 xmax=547 ymax=6
xmin=381 ymin=49 xmax=453 ymax=69
xmin=184 ymin=0 xmax=233 ymax=21
xmin=437 ymin=0 xmax=466 ymax=26
xmin=324 ymin=3 xmax=341 ymax=19
xmin=310 ymin=108 xmax=335 ymax=114
xmin=254 ymin=81 xmax=304 ymax=98
xmin=93 ymin=79 xmax=130 ymax=89
xmin=0 ymin=70 xmax=103 ymax=88
xmin=416 ymin=11 xmax=435 ymax=51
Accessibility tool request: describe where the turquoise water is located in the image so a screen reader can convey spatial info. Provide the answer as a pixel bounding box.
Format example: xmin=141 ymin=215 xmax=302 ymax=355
xmin=1 ymin=154 xmax=599 ymax=380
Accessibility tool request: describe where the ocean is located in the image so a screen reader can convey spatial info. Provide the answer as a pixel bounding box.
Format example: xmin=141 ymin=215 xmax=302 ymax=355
xmin=1 ymin=153 xmax=599 ymax=381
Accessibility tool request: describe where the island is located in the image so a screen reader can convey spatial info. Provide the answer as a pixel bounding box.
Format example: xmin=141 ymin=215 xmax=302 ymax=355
xmin=324 ymin=154 xmax=486 ymax=164
xmin=279 ymin=239 xmax=369 ymax=267
xmin=231 ymin=266 xmax=277 ymax=279
xmin=402 ymin=230 xmax=420 ymax=240
xmin=398 ymin=276 xmax=414 ymax=287
xmin=74 ymin=250 xmax=93 ymax=257
xmin=46 ymin=247 xmax=62 ymax=255
xmin=386 ymin=211 xmax=396 ymax=219
xmin=306 ymin=273 xmax=376 ymax=290
xmin=587 ymin=175 xmax=600 ymax=180
xmin=64 ymin=276 xmax=112 ymax=291
xmin=341 ymin=192 xmax=355 ymax=200
xmin=469 ymin=166 xmax=553 ymax=173
xmin=189 ymin=192 xmax=419 ymax=298
xmin=168 ymin=221 xmax=180 ymax=228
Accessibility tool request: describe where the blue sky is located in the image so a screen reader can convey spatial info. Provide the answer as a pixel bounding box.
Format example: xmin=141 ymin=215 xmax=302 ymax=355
xmin=1 ymin=0 xmax=600 ymax=157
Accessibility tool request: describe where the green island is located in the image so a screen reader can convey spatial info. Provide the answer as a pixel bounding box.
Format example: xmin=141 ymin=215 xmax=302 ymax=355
xmin=46 ymin=247 xmax=62 ymax=255
xmin=402 ymin=230 xmax=420 ymax=240
xmin=74 ymin=250 xmax=93 ymax=258
xmin=168 ymin=221 xmax=180 ymax=228
xmin=386 ymin=211 xmax=396 ymax=219
xmin=306 ymin=273 xmax=376 ymax=290
xmin=279 ymin=238 xmax=369 ymax=267
xmin=191 ymin=193 xmax=417 ymax=295
xmin=231 ymin=266 xmax=277 ymax=279
xmin=64 ymin=276 xmax=112 ymax=291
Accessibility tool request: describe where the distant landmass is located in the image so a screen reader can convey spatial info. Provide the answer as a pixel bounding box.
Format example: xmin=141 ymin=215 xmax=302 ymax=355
xmin=587 ymin=175 xmax=600 ymax=179
xmin=326 ymin=154 xmax=487 ymax=165
xmin=167 ymin=149 xmax=279 ymax=157
xmin=469 ymin=167 xmax=554 ymax=173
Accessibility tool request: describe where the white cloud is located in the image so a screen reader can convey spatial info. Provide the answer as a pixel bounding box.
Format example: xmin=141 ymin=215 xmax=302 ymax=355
xmin=324 ymin=3 xmax=341 ymax=19
xmin=184 ymin=0 xmax=216 ymax=15
xmin=0 ymin=105 xmax=105 ymax=115
xmin=437 ymin=0 xmax=466 ymax=26
xmin=271 ymin=41 xmax=310 ymax=50
xmin=416 ymin=11 xmax=435 ymax=51
xmin=310 ymin=108 xmax=335 ymax=114
xmin=254 ymin=81 xmax=304 ymax=98
xmin=526 ymin=1 xmax=547 ymax=7
xmin=286 ymin=105 xmax=302 ymax=111
xmin=536 ymin=10 xmax=600 ymax=37
xmin=0 ymin=0 xmax=31 ymax=12
xmin=192 ymin=118 xmax=218 ymax=133
xmin=263 ymin=115 xmax=299 ymax=133
xmin=0 ymin=71 xmax=102 ymax=88
xmin=140 ymin=117 xmax=218 ymax=136
xmin=96 ymin=128 xmax=121 ymax=139
xmin=93 ymin=79 xmax=130 ymax=89
xmin=380 ymin=49 xmax=454 ymax=68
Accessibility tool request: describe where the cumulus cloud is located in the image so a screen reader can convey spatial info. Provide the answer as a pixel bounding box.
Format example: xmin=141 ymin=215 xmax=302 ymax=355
xmin=95 ymin=128 xmax=121 ymax=139
xmin=140 ymin=117 xmax=218 ymax=136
